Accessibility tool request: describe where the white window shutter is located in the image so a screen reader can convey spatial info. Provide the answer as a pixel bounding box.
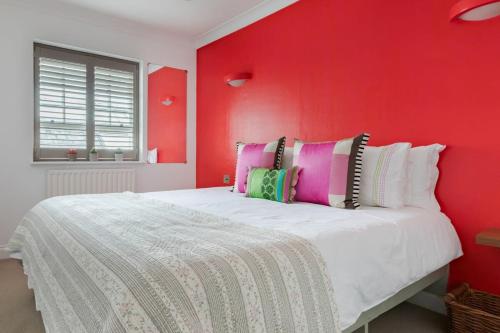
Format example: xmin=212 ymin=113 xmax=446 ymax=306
xmin=38 ymin=57 xmax=87 ymax=149
xmin=94 ymin=67 xmax=135 ymax=151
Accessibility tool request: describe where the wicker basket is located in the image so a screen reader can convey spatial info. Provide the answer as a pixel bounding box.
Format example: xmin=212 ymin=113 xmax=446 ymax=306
xmin=444 ymin=283 xmax=500 ymax=333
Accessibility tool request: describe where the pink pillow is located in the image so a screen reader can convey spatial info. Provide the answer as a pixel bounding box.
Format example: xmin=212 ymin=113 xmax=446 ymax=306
xmin=293 ymin=133 xmax=369 ymax=209
xmin=233 ymin=137 xmax=285 ymax=193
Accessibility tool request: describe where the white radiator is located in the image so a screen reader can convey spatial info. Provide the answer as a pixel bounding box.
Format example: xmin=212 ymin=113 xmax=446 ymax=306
xmin=47 ymin=169 xmax=135 ymax=197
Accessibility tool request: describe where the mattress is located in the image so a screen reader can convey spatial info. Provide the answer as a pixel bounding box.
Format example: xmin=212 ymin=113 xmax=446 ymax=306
xmin=144 ymin=187 xmax=463 ymax=330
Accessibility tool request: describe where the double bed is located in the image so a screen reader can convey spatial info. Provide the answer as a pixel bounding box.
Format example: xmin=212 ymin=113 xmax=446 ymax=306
xmin=8 ymin=187 xmax=462 ymax=333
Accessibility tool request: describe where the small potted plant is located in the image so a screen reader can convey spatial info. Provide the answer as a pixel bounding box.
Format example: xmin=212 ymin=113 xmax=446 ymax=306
xmin=67 ymin=148 xmax=77 ymax=161
xmin=114 ymin=148 xmax=124 ymax=162
xmin=89 ymin=147 xmax=98 ymax=161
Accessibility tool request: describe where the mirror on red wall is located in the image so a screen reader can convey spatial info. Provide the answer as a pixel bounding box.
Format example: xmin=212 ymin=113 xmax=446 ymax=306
xmin=147 ymin=63 xmax=187 ymax=164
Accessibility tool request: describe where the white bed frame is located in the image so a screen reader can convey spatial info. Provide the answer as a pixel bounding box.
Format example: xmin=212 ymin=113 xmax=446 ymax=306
xmin=343 ymin=265 xmax=449 ymax=333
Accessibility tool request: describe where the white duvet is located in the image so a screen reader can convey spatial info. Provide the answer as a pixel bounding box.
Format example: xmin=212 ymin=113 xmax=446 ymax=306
xmin=144 ymin=187 xmax=462 ymax=330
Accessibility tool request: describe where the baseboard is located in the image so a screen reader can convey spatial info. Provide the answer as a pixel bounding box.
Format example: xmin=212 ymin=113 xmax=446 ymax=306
xmin=408 ymin=290 xmax=447 ymax=315
xmin=0 ymin=244 xmax=9 ymax=260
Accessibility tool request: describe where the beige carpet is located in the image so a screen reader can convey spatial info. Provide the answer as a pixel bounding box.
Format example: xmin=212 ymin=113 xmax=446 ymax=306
xmin=0 ymin=259 xmax=447 ymax=333
xmin=0 ymin=259 xmax=44 ymax=333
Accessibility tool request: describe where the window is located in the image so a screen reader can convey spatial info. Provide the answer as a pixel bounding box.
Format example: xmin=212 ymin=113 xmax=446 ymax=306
xmin=34 ymin=43 xmax=139 ymax=161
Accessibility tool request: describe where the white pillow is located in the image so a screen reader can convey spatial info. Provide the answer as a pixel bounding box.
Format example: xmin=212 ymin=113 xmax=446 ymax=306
xmin=282 ymin=147 xmax=294 ymax=169
xmin=360 ymin=143 xmax=411 ymax=208
xmin=147 ymin=148 xmax=158 ymax=164
xmin=405 ymin=144 xmax=445 ymax=211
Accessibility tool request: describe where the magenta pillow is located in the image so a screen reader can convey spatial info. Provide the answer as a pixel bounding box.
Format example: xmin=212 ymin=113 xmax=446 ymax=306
xmin=293 ymin=133 xmax=370 ymax=209
xmin=233 ymin=137 xmax=285 ymax=193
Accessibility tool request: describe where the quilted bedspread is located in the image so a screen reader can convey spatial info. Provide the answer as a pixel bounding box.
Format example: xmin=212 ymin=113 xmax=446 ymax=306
xmin=8 ymin=193 xmax=340 ymax=333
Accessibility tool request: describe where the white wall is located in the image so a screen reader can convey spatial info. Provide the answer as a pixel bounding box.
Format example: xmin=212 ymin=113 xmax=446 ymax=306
xmin=0 ymin=0 xmax=197 ymax=253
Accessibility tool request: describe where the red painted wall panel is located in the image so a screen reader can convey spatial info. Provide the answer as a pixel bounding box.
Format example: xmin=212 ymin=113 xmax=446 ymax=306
xmin=148 ymin=66 xmax=187 ymax=163
xmin=197 ymin=0 xmax=500 ymax=293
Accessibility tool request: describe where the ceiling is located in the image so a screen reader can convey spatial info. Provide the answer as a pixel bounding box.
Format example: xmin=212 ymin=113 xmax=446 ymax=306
xmin=52 ymin=0 xmax=269 ymax=38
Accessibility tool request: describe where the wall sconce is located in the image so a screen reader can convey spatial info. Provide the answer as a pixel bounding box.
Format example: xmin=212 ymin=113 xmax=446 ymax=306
xmin=450 ymin=0 xmax=500 ymax=21
xmin=224 ymin=72 xmax=252 ymax=87
xmin=161 ymin=96 xmax=175 ymax=107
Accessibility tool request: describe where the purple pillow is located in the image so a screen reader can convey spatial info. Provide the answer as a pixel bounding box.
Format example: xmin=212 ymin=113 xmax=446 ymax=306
xmin=233 ymin=137 xmax=285 ymax=193
xmin=293 ymin=133 xmax=369 ymax=208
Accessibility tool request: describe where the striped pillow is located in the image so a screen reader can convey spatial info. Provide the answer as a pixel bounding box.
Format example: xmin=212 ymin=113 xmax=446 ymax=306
xmin=246 ymin=167 xmax=299 ymax=203
xmin=359 ymin=143 xmax=412 ymax=208
xmin=293 ymin=133 xmax=370 ymax=209
xmin=233 ymin=137 xmax=286 ymax=193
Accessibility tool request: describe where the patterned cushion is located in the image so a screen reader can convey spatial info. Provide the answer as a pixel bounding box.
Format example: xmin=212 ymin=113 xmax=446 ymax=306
xmin=246 ymin=167 xmax=299 ymax=203
xmin=359 ymin=143 xmax=412 ymax=208
xmin=233 ymin=137 xmax=286 ymax=193
xmin=293 ymin=133 xmax=370 ymax=209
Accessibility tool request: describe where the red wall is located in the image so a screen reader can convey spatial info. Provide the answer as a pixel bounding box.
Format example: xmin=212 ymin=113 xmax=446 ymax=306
xmin=197 ymin=0 xmax=500 ymax=293
xmin=148 ymin=66 xmax=187 ymax=163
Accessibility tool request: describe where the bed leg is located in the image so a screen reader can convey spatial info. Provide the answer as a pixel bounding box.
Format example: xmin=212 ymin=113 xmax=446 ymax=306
xmin=364 ymin=323 xmax=369 ymax=333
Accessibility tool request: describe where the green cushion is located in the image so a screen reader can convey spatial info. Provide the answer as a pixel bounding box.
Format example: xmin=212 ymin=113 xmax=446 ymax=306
xmin=246 ymin=167 xmax=299 ymax=203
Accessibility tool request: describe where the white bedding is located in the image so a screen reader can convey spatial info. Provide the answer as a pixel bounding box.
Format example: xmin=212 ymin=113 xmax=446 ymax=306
xmin=144 ymin=187 xmax=462 ymax=330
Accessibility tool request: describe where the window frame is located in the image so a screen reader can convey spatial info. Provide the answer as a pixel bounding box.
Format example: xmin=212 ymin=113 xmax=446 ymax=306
xmin=33 ymin=43 xmax=140 ymax=162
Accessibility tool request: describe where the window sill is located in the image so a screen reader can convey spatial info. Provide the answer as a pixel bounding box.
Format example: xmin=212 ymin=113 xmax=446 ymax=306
xmin=31 ymin=160 xmax=146 ymax=166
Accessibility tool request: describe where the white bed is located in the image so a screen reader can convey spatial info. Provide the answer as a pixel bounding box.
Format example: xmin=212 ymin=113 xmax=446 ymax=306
xmin=144 ymin=186 xmax=463 ymax=331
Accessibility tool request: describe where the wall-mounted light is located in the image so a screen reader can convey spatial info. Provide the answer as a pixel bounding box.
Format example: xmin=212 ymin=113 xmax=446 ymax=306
xmin=450 ymin=0 xmax=500 ymax=21
xmin=161 ymin=96 xmax=175 ymax=107
xmin=224 ymin=72 xmax=252 ymax=87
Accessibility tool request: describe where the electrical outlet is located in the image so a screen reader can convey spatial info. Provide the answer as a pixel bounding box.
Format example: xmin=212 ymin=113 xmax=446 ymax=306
xmin=223 ymin=174 xmax=230 ymax=184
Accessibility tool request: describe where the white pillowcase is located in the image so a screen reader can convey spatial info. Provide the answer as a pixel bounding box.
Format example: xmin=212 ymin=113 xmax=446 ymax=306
xmin=282 ymin=147 xmax=294 ymax=169
xmin=360 ymin=143 xmax=411 ymax=208
xmin=405 ymin=144 xmax=445 ymax=211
